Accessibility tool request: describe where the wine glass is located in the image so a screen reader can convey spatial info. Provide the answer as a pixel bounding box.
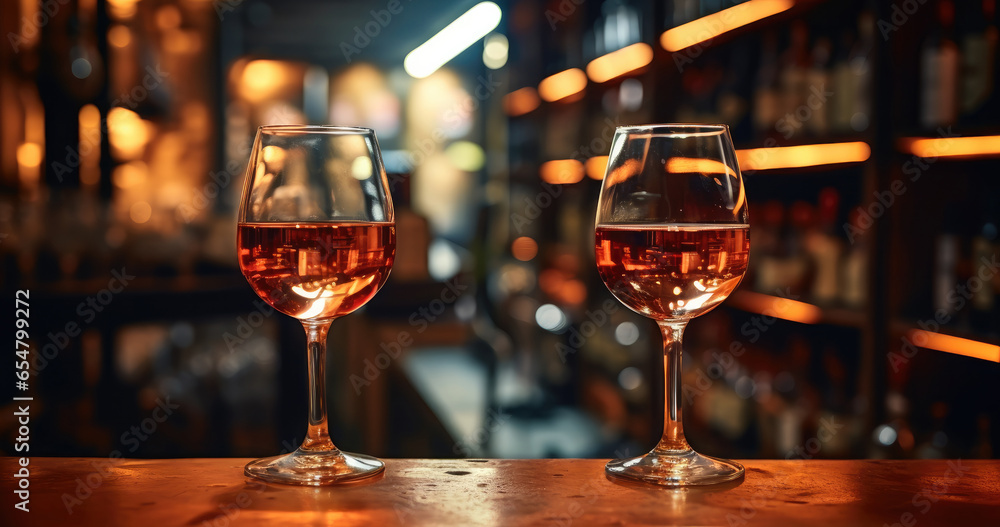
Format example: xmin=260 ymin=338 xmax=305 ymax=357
xmin=237 ymin=125 xmax=395 ymax=485
xmin=595 ymin=124 xmax=749 ymax=486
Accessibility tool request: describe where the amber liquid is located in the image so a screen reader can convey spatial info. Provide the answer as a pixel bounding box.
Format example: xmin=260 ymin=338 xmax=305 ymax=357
xmin=238 ymin=222 xmax=395 ymax=320
xmin=596 ymin=224 xmax=749 ymax=320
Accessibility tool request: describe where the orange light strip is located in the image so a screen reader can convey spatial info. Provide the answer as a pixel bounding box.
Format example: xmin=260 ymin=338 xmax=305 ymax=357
xmin=586 ymin=42 xmax=654 ymax=83
xmin=666 ymin=157 xmax=738 ymax=176
xmin=540 ymin=159 xmax=584 ymax=184
xmin=898 ymin=135 xmax=1000 ymax=159
xmin=538 ymin=68 xmax=587 ymax=102
xmin=585 ymin=156 xmax=608 ymax=180
xmin=660 ymin=0 xmax=794 ymax=52
xmin=907 ymin=330 xmax=1000 ymax=363
xmin=736 ymin=141 xmax=871 ymax=172
xmin=503 ymin=87 xmax=541 ymax=116
xmin=728 ymin=291 xmax=822 ymax=325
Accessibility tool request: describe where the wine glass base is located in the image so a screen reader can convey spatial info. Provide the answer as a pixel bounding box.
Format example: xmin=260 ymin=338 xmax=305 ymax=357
xmin=606 ymin=448 xmax=744 ymax=487
xmin=244 ymin=448 xmax=384 ymax=486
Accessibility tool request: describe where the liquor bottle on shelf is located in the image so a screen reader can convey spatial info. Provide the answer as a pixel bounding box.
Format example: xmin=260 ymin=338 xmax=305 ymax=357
xmin=920 ymin=0 xmax=960 ymax=130
xmin=778 ymin=22 xmax=811 ymax=139
xmin=970 ymin=196 xmax=998 ymax=332
xmin=934 ymin=206 xmax=962 ymax=319
xmin=753 ymin=32 xmax=782 ymax=135
xmin=783 ymin=201 xmax=816 ymax=299
xmin=805 ymin=36 xmax=832 ymax=136
xmin=840 ymin=208 xmax=869 ymax=308
xmin=751 ymin=200 xmax=785 ymax=294
xmin=830 ymin=27 xmax=857 ymax=133
xmin=803 ymin=188 xmax=843 ymax=305
xmin=847 ymin=11 xmax=875 ymax=133
xmin=958 ymin=0 xmax=998 ymax=124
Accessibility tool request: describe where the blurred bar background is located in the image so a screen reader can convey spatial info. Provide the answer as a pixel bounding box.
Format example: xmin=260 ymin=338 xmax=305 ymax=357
xmin=1 ymin=0 xmax=998 ymax=461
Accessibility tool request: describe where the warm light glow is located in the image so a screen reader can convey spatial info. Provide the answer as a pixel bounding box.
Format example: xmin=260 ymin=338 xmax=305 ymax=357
xmin=129 ymin=201 xmax=152 ymax=224
xmin=728 ymin=291 xmax=822 ymax=325
xmin=899 ymin=135 xmax=1000 ymax=159
xmin=511 ymin=236 xmax=538 ymax=261
xmin=539 ymin=269 xmax=587 ymax=305
xmin=108 ymin=25 xmax=131 ymax=47
xmin=113 ymin=162 xmax=148 ymax=189
xmin=604 ymin=159 xmax=643 ymax=187
xmin=503 ymin=87 xmax=540 ymax=116
xmin=586 ymin=43 xmax=654 ymax=83
xmin=16 ymin=143 xmax=42 ymax=168
xmin=240 ymin=60 xmax=292 ymax=102
xmin=666 ymin=157 xmax=738 ymax=176
xmin=661 ymin=0 xmax=794 ymax=52
xmin=156 ymin=5 xmax=182 ymax=30
xmin=404 ymin=2 xmax=503 ymax=78
xmin=736 ymin=141 xmax=871 ymax=171
xmin=538 ymin=68 xmax=587 ymax=102
xmin=106 ymin=0 xmax=138 ymax=19
xmin=79 ymin=105 xmax=101 ymax=185
xmin=540 ymin=159 xmax=584 ymax=184
xmin=586 ymin=156 xmax=609 ymax=180
xmin=261 ymin=145 xmax=286 ymax=167
xmin=79 ymin=104 xmax=101 ymax=129
xmin=908 ymin=330 xmax=1000 ymax=363
xmin=107 ymin=107 xmax=150 ymax=160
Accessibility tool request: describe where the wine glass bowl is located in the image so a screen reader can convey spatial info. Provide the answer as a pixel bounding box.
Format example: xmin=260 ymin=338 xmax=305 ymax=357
xmin=237 ymin=125 xmax=395 ymax=485
xmin=595 ymin=124 xmax=749 ymax=486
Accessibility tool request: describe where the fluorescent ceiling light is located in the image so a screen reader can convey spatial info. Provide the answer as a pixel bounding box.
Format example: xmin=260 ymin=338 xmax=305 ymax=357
xmin=404 ymin=2 xmax=502 ymax=79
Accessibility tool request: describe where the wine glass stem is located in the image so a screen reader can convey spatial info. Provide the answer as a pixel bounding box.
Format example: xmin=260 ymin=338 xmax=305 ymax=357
xmin=656 ymin=321 xmax=691 ymax=453
xmin=302 ymin=320 xmax=337 ymax=452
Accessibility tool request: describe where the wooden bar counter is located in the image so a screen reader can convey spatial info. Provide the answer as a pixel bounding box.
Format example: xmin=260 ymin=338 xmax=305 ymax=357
xmin=3 ymin=458 xmax=999 ymax=526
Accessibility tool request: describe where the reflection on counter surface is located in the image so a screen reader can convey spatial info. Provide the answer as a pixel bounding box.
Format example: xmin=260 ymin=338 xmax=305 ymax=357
xmin=0 ymin=0 xmax=997 ymax=462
